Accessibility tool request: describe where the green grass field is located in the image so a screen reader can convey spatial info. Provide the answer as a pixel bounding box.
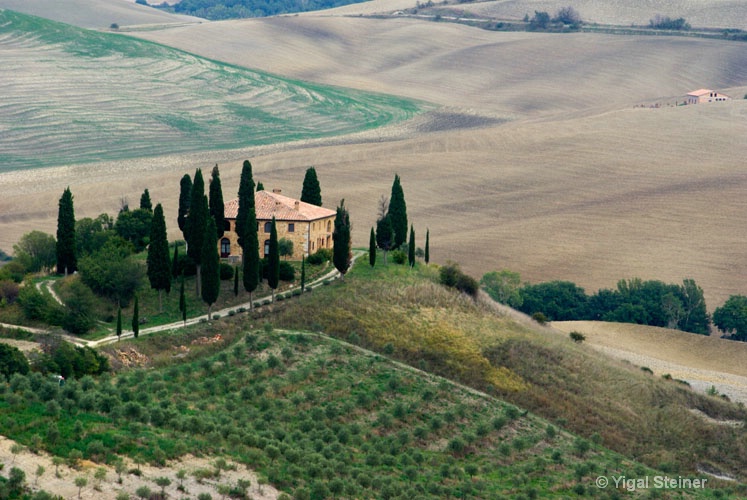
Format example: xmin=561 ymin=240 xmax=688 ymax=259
xmin=0 ymin=10 xmax=426 ymax=172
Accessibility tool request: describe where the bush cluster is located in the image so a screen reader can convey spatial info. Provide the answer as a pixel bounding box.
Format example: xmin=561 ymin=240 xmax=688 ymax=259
xmin=306 ymin=248 xmax=332 ymax=265
xmin=439 ymin=263 xmax=479 ymax=298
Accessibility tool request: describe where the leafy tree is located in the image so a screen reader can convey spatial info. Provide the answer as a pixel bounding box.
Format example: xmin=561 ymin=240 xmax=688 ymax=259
xmin=201 ymin=217 xmax=221 ymax=318
xmin=678 ymin=278 xmax=710 ymax=334
xmin=75 ymin=476 xmax=87 ymax=499
xmin=278 ymin=238 xmax=294 ymax=260
xmin=554 ymin=6 xmax=581 ymax=26
xmin=114 ymin=208 xmax=153 ymax=252
xmin=155 ymin=477 xmax=171 ymax=496
xmin=333 ymin=199 xmax=352 ymax=279
xmin=713 ymin=295 xmax=747 ymax=340
xmin=116 ymin=305 xmax=122 ymax=341
xmin=649 ymin=14 xmax=690 ymax=30
xmin=178 ymin=173 xmax=192 ymax=236
xmin=408 ymin=225 xmax=415 ymax=268
xmin=480 ymin=270 xmax=523 ymax=308
xmin=267 ymin=218 xmax=280 ymax=301
xmin=186 ymin=169 xmax=209 ymax=297
xmin=425 ymin=228 xmax=430 ymax=264
xmin=78 ymin=238 xmax=143 ymax=305
xmin=13 ymin=231 xmax=56 ymax=273
xmin=139 ymin=188 xmax=152 ymax=211
xmin=147 ymin=204 xmax=172 ymax=313
xmin=387 ymin=175 xmax=408 ymax=248
xmin=0 ymin=343 xmax=29 ymax=380
xmin=235 ymin=160 xmax=255 ymax=252
xmin=301 ymin=166 xmax=322 ymax=206
xmin=242 ymin=207 xmax=260 ymax=308
xmin=519 ymin=281 xmax=589 ymax=321
xmin=376 ymin=215 xmax=394 ymax=264
xmin=529 ymin=10 xmax=551 ymax=30
xmin=76 ymin=215 xmax=116 ymax=257
xmin=209 ymin=164 xmax=225 ymax=239
xmin=61 ymin=280 xmax=97 ymax=334
xmin=132 ymin=295 xmax=139 ymax=338
xmin=369 ymin=227 xmax=376 ymax=268
xmin=56 ymin=187 xmax=77 ymax=275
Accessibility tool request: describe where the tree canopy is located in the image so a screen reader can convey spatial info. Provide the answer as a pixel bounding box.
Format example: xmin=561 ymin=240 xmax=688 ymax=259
xmin=301 ymin=166 xmax=322 ymax=206
xmin=333 ymin=199 xmax=352 ymax=278
xmin=147 ymin=204 xmax=172 ymax=312
xmin=56 ymin=187 xmax=77 ymax=275
xmin=209 ymin=164 xmax=225 ymax=239
xmin=387 ymin=175 xmax=407 ymax=249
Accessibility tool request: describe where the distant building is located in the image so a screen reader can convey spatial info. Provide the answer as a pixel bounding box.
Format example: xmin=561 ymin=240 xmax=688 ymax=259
xmin=685 ymin=89 xmax=731 ymax=104
xmin=220 ymin=189 xmax=336 ymax=261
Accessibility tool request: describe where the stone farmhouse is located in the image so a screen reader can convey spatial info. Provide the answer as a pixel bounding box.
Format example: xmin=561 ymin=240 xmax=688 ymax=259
xmin=685 ymin=89 xmax=731 ymax=104
xmin=220 ymin=189 xmax=336 ymax=261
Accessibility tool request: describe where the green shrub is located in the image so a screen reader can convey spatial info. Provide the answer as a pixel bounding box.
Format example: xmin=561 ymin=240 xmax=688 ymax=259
xmin=531 ymin=312 xmax=547 ymax=324
xmin=569 ymin=331 xmax=585 ymax=343
xmin=307 ymin=249 xmax=332 ymax=265
xmin=220 ymin=263 xmax=235 ymax=280
xmin=391 ymin=250 xmax=407 ymax=265
xmin=279 ymin=261 xmax=295 ymax=281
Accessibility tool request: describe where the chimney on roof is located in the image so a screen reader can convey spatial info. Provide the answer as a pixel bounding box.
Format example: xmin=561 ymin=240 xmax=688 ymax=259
xmin=294 ymin=201 xmax=300 ymax=211
xmin=272 ymin=188 xmax=281 ymax=194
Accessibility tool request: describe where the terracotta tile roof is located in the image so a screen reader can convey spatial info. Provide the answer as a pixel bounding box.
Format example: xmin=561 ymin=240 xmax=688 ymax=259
xmin=687 ymin=89 xmax=713 ymax=96
xmin=224 ymin=191 xmax=335 ymax=222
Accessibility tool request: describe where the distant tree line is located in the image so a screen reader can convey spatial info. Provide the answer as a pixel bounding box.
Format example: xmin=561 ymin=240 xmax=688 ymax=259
xmin=161 ymin=0 xmax=366 ymax=19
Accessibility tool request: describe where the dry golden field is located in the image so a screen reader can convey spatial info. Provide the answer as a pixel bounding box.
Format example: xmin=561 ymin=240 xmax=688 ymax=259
xmin=1 ymin=0 xmax=747 ymax=311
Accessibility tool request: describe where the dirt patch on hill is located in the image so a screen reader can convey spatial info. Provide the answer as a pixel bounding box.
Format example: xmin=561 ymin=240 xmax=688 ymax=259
xmin=0 ymin=435 xmax=279 ymax=500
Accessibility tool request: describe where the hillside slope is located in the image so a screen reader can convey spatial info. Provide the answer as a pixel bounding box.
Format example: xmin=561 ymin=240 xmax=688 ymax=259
xmin=0 ymin=10 xmax=424 ymax=172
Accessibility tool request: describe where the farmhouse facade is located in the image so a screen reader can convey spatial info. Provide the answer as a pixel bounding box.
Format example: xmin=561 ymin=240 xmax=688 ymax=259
xmin=220 ymin=189 xmax=336 ymax=261
xmin=685 ymin=89 xmax=731 ymax=104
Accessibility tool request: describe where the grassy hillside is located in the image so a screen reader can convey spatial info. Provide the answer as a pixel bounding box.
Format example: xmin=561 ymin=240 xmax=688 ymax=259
xmin=0 ymin=10 xmax=425 ymax=172
xmin=273 ymin=261 xmax=747 ymax=484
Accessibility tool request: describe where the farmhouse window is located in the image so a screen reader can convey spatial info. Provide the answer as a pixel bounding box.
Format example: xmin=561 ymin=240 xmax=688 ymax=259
xmin=288 ymin=223 xmax=295 ymax=233
xmin=264 ymin=239 xmax=270 ymax=257
xmin=220 ymin=238 xmax=230 ymax=258
xmin=264 ymin=222 xmax=272 ymax=233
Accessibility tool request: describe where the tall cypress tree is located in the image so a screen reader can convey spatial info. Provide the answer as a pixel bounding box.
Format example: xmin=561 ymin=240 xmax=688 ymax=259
xmin=408 ymin=225 xmax=416 ymax=268
xmin=179 ymin=273 xmax=186 ymax=326
xmin=300 ymin=256 xmax=306 ymax=292
xmin=267 ymin=217 xmax=280 ymax=301
xmin=132 ymin=295 xmax=139 ymax=339
xmin=171 ymin=244 xmax=180 ymax=279
xmin=147 ymin=204 xmax=172 ymax=313
xmin=201 ymin=217 xmax=220 ymax=319
xmin=56 ymin=187 xmax=77 ymax=276
xmin=235 ymin=160 xmax=255 ymax=252
xmin=425 ymin=228 xmax=430 ymax=264
xmin=186 ymin=169 xmax=208 ymax=297
xmin=369 ymin=227 xmax=377 ymax=268
xmin=301 ymin=167 xmax=322 ymax=206
xmin=333 ymin=199 xmax=352 ymax=280
xmin=139 ymin=189 xmax=152 ymax=212
xmin=233 ymin=266 xmax=239 ymax=297
xmin=177 ymin=174 xmax=192 ymax=236
xmin=242 ymin=207 xmax=260 ymax=308
xmin=376 ymin=215 xmax=394 ymax=264
xmin=116 ymin=306 xmax=122 ymax=341
xmin=209 ymin=164 xmax=225 ymax=239
xmin=387 ymin=174 xmax=408 ymax=249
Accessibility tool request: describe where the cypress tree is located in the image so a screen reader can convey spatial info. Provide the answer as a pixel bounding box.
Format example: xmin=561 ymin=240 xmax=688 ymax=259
xmin=301 ymin=167 xmax=322 ymax=206
xmin=376 ymin=215 xmax=394 ymax=264
xmin=387 ymin=174 xmax=408 ymax=249
xmin=242 ymin=207 xmax=260 ymax=308
xmin=267 ymin=217 xmax=280 ymax=301
xmin=139 ymin=189 xmax=152 ymax=212
xmin=256 ymin=181 xmax=265 ymax=192
xmin=171 ymin=244 xmax=180 ymax=279
xmin=186 ymin=169 xmax=208 ymax=297
xmin=301 ymin=256 xmax=306 ymax=292
xmin=425 ymin=228 xmax=430 ymax=264
xmin=369 ymin=227 xmax=377 ymax=268
xmin=147 ymin=204 xmax=172 ymax=313
xmin=177 ymin=174 xmax=192 ymax=235
xmin=209 ymin=164 xmax=225 ymax=239
xmin=179 ymin=274 xmax=186 ymax=326
xmin=333 ymin=199 xmax=352 ymax=279
xmin=56 ymin=187 xmax=77 ymax=276
xmin=235 ymin=160 xmax=255 ymax=252
xmin=233 ymin=266 xmax=239 ymax=297
xmin=132 ymin=295 xmax=139 ymax=339
xmin=201 ymin=217 xmax=220 ymax=319
xmin=408 ymin=225 xmax=416 ymax=268
xmin=116 ymin=306 xmax=122 ymax=341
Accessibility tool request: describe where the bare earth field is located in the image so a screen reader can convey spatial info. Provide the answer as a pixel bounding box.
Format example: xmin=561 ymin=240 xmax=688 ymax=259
xmin=552 ymin=321 xmax=747 ymax=404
